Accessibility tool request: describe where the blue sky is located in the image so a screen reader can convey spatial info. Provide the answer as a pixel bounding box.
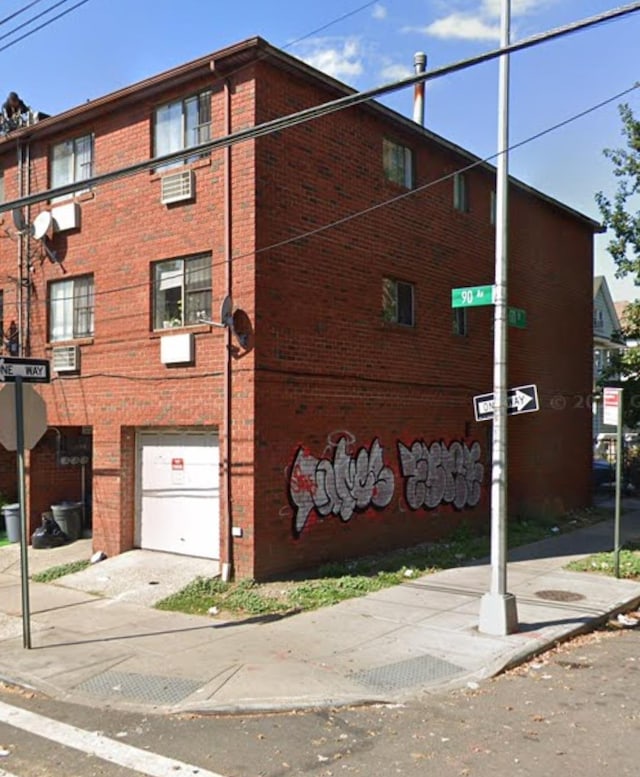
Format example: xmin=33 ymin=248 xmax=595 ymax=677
xmin=5 ymin=0 xmax=640 ymax=301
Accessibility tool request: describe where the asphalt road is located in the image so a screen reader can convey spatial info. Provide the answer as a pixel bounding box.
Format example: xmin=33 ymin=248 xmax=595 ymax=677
xmin=0 ymin=623 xmax=638 ymax=776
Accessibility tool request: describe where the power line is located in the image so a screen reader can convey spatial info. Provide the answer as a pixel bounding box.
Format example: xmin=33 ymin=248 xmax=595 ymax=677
xmin=0 ymin=0 xmax=91 ymax=54
xmin=0 ymin=0 xmax=49 ymax=28
xmin=1 ymin=1 xmax=639 ymax=213
xmin=18 ymin=77 xmax=640 ymax=317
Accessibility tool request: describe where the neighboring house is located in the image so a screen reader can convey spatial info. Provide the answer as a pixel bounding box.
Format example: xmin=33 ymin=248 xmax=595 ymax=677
xmin=592 ymin=276 xmax=623 ymax=444
xmin=0 ymin=38 xmax=599 ymax=580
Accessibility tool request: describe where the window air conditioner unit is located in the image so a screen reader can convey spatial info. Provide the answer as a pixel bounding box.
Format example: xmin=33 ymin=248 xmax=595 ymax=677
xmin=52 ymin=345 xmax=79 ymax=373
xmin=160 ymin=170 xmax=194 ymax=204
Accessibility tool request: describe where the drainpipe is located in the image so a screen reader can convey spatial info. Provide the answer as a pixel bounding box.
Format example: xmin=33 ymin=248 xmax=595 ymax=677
xmin=413 ymin=52 xmax=427 ymax=126
xmin=24 ymin=140 xmax=31 ymax=356
xmin=16 ymin=141 xmax=25 ymax=356
xmin=221 ymin=75 xmax=233 ymax=582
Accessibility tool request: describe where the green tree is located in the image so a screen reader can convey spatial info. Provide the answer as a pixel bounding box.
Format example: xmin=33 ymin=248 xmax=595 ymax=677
xmin=596 ymin=103 xmax=640 ymax=428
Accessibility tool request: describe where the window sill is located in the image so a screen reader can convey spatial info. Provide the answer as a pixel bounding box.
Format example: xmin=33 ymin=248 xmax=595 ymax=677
xmin=150 ymin=323 xmax=212 ymax=338
xmin=149 ymin=156 xmax=211 ymax=181
xmin=45 ymin=337 xmax=94 ymax=349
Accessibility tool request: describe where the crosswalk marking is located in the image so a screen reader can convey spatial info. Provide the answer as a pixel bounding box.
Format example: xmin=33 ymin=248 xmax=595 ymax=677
xmin=0 ymin=700 xmax=226 ymax=777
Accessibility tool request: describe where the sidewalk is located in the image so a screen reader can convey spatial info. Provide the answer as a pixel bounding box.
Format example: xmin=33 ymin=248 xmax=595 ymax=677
xmin=0 ymin=501 xmax=639 ymax=715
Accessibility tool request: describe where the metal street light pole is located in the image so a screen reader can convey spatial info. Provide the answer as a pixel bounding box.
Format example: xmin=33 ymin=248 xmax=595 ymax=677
xmin=479 ymin=0 xmax=519 ymax=636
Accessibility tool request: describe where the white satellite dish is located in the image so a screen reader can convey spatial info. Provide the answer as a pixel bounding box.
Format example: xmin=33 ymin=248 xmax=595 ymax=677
xmin=32 ymin=211 xmax=52 ymax=240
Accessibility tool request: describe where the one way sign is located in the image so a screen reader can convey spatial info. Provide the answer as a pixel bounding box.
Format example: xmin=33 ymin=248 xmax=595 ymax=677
xmin=0 ymin=357 xmax=50 ymax=384
xmin=473 ymin=384 xmax=539 ymax=422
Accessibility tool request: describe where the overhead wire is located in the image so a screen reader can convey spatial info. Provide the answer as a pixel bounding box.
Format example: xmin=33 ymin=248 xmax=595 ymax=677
xmin=3 ymin=3 xmax=640 ymax=328
xmin=0 ymin=0 xmax=91 ymax=53
xmin=2 ymin=0 xmax=640 ymax=213
xmin=0 ymin=0 xmax=49 ymax=27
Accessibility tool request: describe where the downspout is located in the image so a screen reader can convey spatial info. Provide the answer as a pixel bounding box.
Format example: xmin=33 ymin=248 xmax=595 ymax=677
xmin=221 ymin=76 xmax=233 ymax=582
xmin=16 ymin=141 xmax=24 ymax=356
xmin=24 ymin=140 xmax=31 ymax=356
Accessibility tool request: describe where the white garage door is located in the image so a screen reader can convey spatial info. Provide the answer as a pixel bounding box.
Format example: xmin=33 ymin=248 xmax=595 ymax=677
xmin=137 ymin=431 xmax=220 ymax=559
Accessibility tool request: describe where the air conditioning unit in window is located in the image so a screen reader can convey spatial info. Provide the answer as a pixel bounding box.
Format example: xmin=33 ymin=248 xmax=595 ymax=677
xmin=52 ymin=345 xmax=79 ymax=373
xmin=160 ymin=170 xmax=194 ymax=204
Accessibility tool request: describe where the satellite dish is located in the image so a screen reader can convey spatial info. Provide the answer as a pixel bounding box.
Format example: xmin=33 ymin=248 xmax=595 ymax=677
xmin=43 ymin=240 xmax=59 ymax=264
xmin=12 ymin=208 xmax=26 ymax=232
xmin=220 ymin=295 xmax=233 ymax=327
xmin=32 ymin=211 xmax=51 ymax=240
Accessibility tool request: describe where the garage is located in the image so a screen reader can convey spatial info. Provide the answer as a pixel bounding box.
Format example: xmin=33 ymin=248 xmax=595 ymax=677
xmin=136 ymin=430 xmax=220 ymax=559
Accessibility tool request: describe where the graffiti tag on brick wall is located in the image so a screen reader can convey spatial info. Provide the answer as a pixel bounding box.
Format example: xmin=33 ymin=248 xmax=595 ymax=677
xmin=398 ymin=440 xmax=483 ymax=510
xmin=289 ymin=437 xmax=395 ymax=535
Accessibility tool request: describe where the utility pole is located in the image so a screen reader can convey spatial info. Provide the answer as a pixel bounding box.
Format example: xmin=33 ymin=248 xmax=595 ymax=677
xmin=479 ymin=0 xmax=519 ymax=636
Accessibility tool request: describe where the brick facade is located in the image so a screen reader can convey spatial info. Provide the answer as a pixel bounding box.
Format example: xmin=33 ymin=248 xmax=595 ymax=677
xmin=0 ymin=38 xmax=595 ymax=579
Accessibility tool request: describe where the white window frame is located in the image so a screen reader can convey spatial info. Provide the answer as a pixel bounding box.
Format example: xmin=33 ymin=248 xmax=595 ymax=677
xmin=49 ymin=275 xmax=94 ymax=342
xmin=152 ymin=253 xmax=212 ymax=330
xmin=50 ymin=134 xmax=94 ymax=200
xmin=153 ymin=91 xmax=211 ymax=171
xmin=382 ymin=277 xmax=415 ymax=327
xmin=383 ymin=138 xmax=413 ymax=188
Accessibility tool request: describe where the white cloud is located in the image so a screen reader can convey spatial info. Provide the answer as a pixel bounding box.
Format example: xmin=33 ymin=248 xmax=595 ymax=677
xmin=423 ymin=13 xmax=501 ymax=41
xmin=372 ymin=3 xmax=387 ymax=20
xmin=380 ymin=62 xmax=413 ymax=81
xmin=295 ymin=37 xmax=364 ymax=81
xmin=413 ymin=0 xmax=556 ymax=42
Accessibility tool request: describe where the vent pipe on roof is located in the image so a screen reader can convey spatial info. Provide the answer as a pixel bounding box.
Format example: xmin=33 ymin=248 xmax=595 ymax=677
xmin=413 ymin=52 xmax=427 ymax=126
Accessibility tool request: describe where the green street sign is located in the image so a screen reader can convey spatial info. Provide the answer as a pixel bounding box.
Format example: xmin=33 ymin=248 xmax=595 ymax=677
xmin=451 ymin=285 xmax=495 ymax=308
xmin=508 ymin=307 xmax=527 ymax=329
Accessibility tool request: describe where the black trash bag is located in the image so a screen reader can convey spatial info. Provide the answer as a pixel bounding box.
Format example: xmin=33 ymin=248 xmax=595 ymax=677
xmin=31 ymin=513 xmax=69 ymax=549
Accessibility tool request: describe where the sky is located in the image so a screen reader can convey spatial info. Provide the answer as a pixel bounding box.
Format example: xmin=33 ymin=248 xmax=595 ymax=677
xmin=3 ymin=0 xmax=640 ymax=302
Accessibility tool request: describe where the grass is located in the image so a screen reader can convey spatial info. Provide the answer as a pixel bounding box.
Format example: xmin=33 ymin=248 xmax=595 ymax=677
xmin=567 ymin=541 xmax=640 ymax=580
xmin=31 ymin=559 xmax=90 ymax=583
xmin=0 ymin=533 xmax=11 ymax=548
xmin=155 ymin=506 xmax=612 ymax=620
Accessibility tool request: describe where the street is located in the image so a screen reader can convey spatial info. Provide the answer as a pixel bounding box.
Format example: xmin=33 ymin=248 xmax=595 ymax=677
xmin=0 ymin=624 xmax=637 ymax=776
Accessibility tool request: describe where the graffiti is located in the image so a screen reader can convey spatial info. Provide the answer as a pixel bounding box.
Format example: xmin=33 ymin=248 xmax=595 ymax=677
xmin=398 ymin=439 xmax=483 ymax=511
xmin=289 ymin=437 xmax=395 ymax=535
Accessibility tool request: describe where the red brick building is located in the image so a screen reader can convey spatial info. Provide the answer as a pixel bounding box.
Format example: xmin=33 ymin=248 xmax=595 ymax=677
xmin=0 ymin=38 xmax=597 ymax=580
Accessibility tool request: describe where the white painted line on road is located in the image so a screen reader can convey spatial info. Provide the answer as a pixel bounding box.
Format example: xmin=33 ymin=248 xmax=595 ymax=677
xmin=0 ymin=700 xmax=227 ymax=777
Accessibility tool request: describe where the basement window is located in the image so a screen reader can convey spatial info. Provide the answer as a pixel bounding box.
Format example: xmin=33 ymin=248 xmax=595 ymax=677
xmin=382 ymin=277 xmax=414 ymax=326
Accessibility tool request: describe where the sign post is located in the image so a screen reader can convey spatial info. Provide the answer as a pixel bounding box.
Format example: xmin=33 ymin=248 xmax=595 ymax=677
xmin=0 ymin=357 xmax=50 ymax=649
xmin=603 ymin=387 xmax=624 ymax=578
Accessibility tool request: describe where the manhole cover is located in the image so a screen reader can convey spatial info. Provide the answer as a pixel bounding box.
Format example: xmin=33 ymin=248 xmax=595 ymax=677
xmin=534 ymin=589 xmax=585 ymax=602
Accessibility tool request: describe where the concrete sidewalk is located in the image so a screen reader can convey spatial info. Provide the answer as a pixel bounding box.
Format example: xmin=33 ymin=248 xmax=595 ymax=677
xmin=0 ymin=503 xmax=639 ymax=715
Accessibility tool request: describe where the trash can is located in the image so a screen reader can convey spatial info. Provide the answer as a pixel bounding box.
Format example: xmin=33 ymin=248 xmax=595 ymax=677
xmin=50 ymin=502 xmax=82 ymax=541
xmin=2 ymin=504 xmax=21 ymax=543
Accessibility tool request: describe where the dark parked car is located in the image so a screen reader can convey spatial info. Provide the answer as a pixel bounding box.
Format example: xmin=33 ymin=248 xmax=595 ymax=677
xmin=593 ymin=459 xmax=614 ymax=490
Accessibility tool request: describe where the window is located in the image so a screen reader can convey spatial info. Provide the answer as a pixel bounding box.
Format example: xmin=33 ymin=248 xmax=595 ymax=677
xmin=490 ymin=190 xmax=496 ymax=225
xmin=49 ymin=275 xmax=94 ymax=342
xmin=51 ymin=134 xmax=94 ymax=197
xmin=453 ymin=308 xmax=468 ymax=336
xmin=154 ymin=91 xmax=211 ymax=170
xmin=153 ymin=253 xmax=211 ymax=330
xmin=382 ymin=278 xmax=414 ymax=326
xmin=0 ymin=170 xmax=4 ymax=203
xmin=593 ymin=309 xmax=604 ymax=330
xmin=453 ymin=173 xmax=469 ymax=212
xmin=383 ymin=139 xmax=413 ymax=188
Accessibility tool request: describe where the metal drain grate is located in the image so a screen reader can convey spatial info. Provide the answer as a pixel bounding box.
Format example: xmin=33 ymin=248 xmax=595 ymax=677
xmin=75 ymin=670 xmax=203 ymax=705
xmin=535 ymin=589 xmax=585 ymax=602
xmin=351 ymin=654 xmax=464 ymax=691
